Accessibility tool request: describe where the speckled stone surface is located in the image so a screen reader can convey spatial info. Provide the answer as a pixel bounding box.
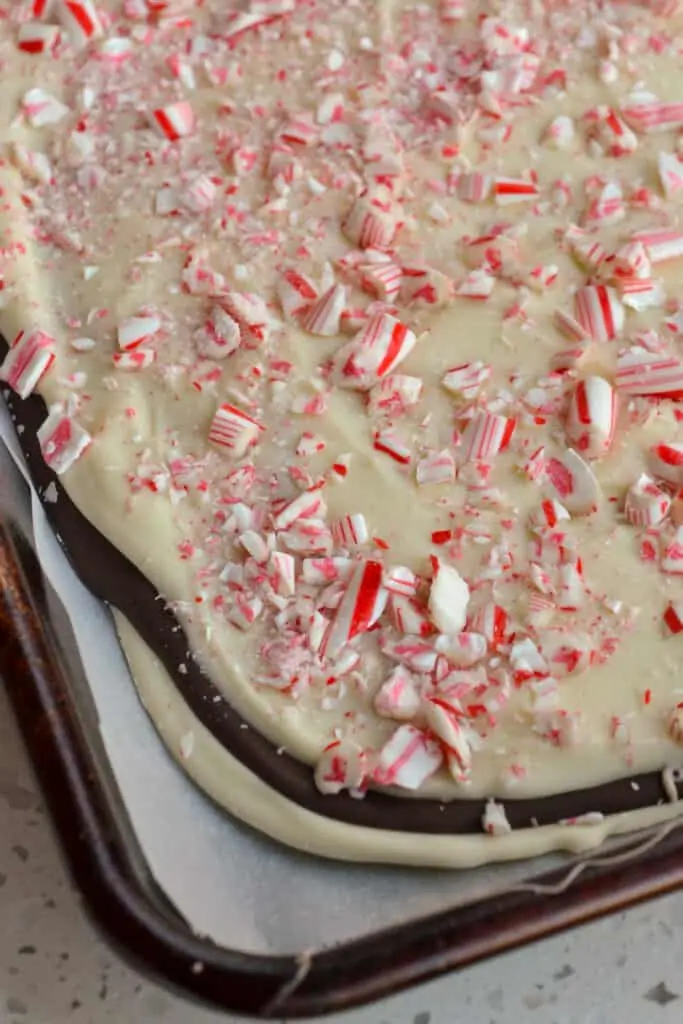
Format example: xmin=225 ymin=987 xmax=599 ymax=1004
xmin=2 ymin=677 xmax=683 ymax=1024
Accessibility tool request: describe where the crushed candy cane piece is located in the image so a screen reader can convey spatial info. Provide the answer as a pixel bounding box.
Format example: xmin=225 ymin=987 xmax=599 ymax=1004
xmin=331 ymin=513 xmax=368 ymax=548
xmin=117 ymin=314 xmax=161 ymax=351
xmin=334 ymin=313 xmax=416 ymax=390
xmin=320 ymin=559 xmax=386 ymax=661
xmin=574 ymin=285 xmax=624 ymax=342
xmin=343 ymin=189 xmax=400 ymax=249
xmin=151 ymin=101 xmax=195 ymax=141
xmin=57 ymin=0 xmax=103 ymax=49
xmin=0 ymin=329 xmax=56 ymax=399
xmin=615 ymin=350 xmax=683 ymax=397
xmin=373 ymin=725 xmax=443 ymax=790
xmin=442 ymin=361 xmax=491 ymax=400
xmin=460 ymin=410 xmax=515 ymax=462
xmin=625 ymin=474 xmax=671 ymax=527
xmin=300 ymin=284 xmax=346 ymax=336
xmin=650 ymin=443 xmax=683 ymax=484
xmin=314 ymin=740 xmax=367 ymax=795
xmin=208 ymin=403 xmax=265 ymax=457
xmin=38 ymin=410 xmax=91 ymax=474
xmin=482 ymin=799 xmax=512 ymax=836
xmin=23 ymin=88 xmax=69 ymax=128
xmin=373 ymin=667 xmax=421 ymax=720
xmin=565 ymin=376 xmax=617 ymax=459
xmin=545 ymin=448 xmax=600 ymax=515
xmin=435 ymin=631 xmax=487 ymax=668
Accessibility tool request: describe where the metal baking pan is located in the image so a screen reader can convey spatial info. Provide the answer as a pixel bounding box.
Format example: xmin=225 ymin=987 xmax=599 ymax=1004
xmin=3 ymin=441 xmax=683 ymax=1019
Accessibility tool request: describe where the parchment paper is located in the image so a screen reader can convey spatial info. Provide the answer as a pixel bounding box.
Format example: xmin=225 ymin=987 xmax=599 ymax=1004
xmin=0 ymin=404 xmax=602 ymax=955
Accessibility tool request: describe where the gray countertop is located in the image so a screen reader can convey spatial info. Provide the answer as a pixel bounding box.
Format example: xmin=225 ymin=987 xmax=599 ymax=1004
xmin=1 ymin=681 xmax=681 ymax=1024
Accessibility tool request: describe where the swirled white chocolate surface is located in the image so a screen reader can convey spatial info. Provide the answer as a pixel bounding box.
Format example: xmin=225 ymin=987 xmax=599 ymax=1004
xmin=4 ymin=0 xmax=683 ymax=863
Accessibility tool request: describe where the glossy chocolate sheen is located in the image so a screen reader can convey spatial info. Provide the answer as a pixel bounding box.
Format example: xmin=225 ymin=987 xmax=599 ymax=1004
xmin=1 ymin=365 xmax=675 ymax=835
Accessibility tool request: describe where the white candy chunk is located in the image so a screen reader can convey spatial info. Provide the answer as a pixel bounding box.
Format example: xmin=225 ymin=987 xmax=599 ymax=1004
xmin=314 ymin=740 xmax=367 ymax=795
xmin=482 ymin=799 xmax=512 ymax=836
xmin=428 ymin=563 xmax=470 ymax=634
xmin=434 ymin=632 xmax=487 ymax=667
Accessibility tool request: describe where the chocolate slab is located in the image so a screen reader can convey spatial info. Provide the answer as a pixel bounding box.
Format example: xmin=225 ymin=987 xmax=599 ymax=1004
xmin=1 ymin=362 xmax=676 ymax=835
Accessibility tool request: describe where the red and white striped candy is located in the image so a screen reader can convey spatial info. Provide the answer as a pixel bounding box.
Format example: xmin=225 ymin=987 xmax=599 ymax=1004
xmin=585 ymin=106 xmax=637 ymax=156
xmin=0 ymin=329 xmax=56 ymax=399
xmin=453 ymin=268 xmax=495 ymax=300
xmin=274 ymin=489 xmax=326 ymax=531
xmin=622 ymin=94 xmax=683 ymax=134
xmin=467 ymin=602 xmax=509 ymax=649
xmin=428 ymin=563 xmax=470 ymax=635
xmin=38 ymin=410 xmax=92 ymax=474
xmin=493 ymin=177 xmax=539 ymax=205
xmin=360 ymin=261 xmax=402 ymax=302
xmin=613 ymin=240 xmax=650 ymax=279
xmin=182 ymin=174 xmax=217 ymax=213
xmin=389 ymin=594 xmax=432 ymax=636
xmin=624 ymin=474 xmax=671 ymax=527
xmin=460 ymin=410 xmax=515 ymax=462
xmin=434 ymin=631 xmax=486 ymax=668
xmin=222 ymin=291 xmax=270 ymax=345
xmin=383 ymin=565 xmax=418 ymax=597
xmin=342 ymin=190 xmax=400 ymax=249
xmin=554 ymin=308 xmax=590 ymax=343
xmin=565 ymin=376 xmax=617 ymax=459
xmin=151 ymin=101 xmax=195 ymax=141
xmin=422 ymin=695 xmax=472 ymax=774
xmin=658 ymin=152 xmax=683 ymax=199
xmin=23 ymin=88 xmax=69 ymax=128
xmin=57 ymin=0 xmax=102 ymax=49
xmin=400 ymin=265 xmax=451 ymax=307
xmin=31 ymin=0 xmax=54 ymax=14
xmin=373 ymin=430 xmax=411 ymax=464
xmin=650 ymin=442 xmax=683 ymax=484
xmin=373 ymin=666 xmax=421 ymax=721
xmin=416 ymin=450 xmax=456 ymax=486
xmin=320 ymin=559 xmax=386 ymax=661
xmin=277 ymin=269 xmax=318 ymax=318
xmin=334 ymin=313 xmax=416 ymax=390
xmin=661 ymin=526 xmax=683 ymax=574
xmin=208 ymin=403 xmax=264 ymax=457
xmin=280 ymin=113 xmax=318 ymax=147
xmin=314 ymin=740 xmax=367 ymax=796
xmin=117 ymin=314 xmax=161 ymax=350
xmin=663 ymin=601 xmax=683 ymax=636
xmin=441 ymin=361 xmax=491 ymax=400
xmin=301 ymin=557 xmax=352 ymax=585
xmin=574 ymin=285 xmax=624 ymax=342
xmin=300 ymin=283 xmax=346 ymax=337
xmin=368 ymin=374 xmax=422 ymax=415
xmin=633 ymin=228 xmax=683 ymax=264
xmin=17 ymin=23 xmax=61 ymax=54
xmin=615 ymin=349 xmax=683 ymax=397
xmin=195 ymin=307 xmax=241 ymax=360
xmin=439 ymin=0 xmax=466 ymax=20
xmin=373 ymin=724 xmax=443 ymax=790
xmin=113 ymin=349 xmax=156 ymax=371
xmin=618 ymin=278 xmax=665 ymax=312
xmin=331 ymin=513 xmax=368 ymax=549
xmin=455 ymin=172 xmax=492 ymax=203
xmin=545 ymin=448 xmax=601 ymax=515
xmin=528 ymin=499 xmax=571 ymax=533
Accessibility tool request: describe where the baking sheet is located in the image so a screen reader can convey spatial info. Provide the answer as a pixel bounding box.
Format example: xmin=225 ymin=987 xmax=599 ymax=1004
xmin=0 ymin=403 xmax=641 ymax=955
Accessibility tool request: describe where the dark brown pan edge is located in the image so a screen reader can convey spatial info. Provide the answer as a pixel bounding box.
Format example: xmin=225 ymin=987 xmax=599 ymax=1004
xmin=1 ymin=369 xmax=681 ymax=833
xmin=4 ymin=513 xmax=683 ymax=1018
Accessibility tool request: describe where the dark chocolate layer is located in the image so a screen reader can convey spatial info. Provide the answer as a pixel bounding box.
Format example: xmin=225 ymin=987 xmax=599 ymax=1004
xmin=2 ymin=370 xmax=677 ymax=835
